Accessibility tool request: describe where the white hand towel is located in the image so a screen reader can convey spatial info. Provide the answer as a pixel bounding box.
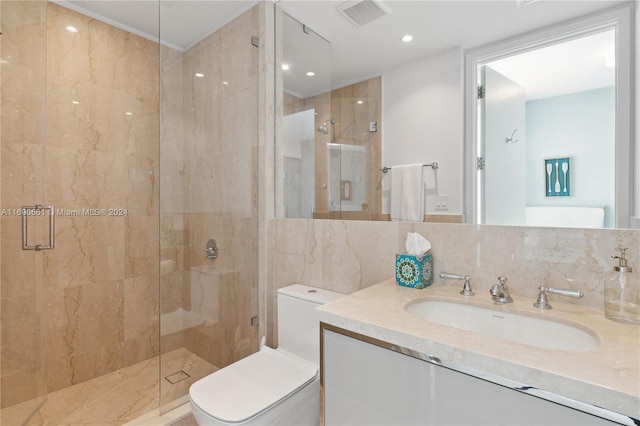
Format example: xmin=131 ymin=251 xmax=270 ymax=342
xmin=390 ymin=164 xmax=424 ymax=222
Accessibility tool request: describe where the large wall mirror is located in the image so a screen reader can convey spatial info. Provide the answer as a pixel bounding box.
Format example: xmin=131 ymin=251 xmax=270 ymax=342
xmin=274 ymin=0 xmax=637 ymax=229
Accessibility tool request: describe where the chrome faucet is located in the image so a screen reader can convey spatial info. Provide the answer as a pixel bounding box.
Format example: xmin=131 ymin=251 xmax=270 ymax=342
xmin=440 ymin=272 xmax=474 ymax=296
xmin=490 ymin=275 xmax=513 ymax=303
xmin=533 ymin=284 xmax=583 ymax=309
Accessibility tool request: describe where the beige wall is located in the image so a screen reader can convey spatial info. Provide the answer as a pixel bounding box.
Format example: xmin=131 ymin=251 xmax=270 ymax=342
xmin=0 ymin=0 xmax=49 ymax=411
xmin=1 ymin=1 xmax=159 ymax=406
xmin=159 ymin=5 xmax=260 ymax=379
xmin=45 ymin=3 xmax=160 ymax=394
xmin=267 ymin=218 xmax=640 ymax=346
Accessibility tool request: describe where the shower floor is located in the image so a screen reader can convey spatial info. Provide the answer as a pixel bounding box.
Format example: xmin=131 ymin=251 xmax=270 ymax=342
xmin=1 ymin=348 xmax=216 ymax=425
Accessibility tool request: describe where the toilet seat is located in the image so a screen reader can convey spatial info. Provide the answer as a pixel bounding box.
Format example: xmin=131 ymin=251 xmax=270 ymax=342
xmin=189 ymin=346 xmax=318 ymax=424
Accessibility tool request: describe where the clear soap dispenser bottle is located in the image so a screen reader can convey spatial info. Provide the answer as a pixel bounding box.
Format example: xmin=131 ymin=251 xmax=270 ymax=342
xmin=604 ymin=247 xmax=640 ymax=324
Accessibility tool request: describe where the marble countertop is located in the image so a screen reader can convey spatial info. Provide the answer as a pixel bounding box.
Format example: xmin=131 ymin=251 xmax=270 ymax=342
xmin=316 ymin=279 xmax=640 ymax=420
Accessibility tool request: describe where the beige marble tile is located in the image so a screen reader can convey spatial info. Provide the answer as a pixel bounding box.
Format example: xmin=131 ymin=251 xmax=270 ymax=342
xmin=1 ymin=348 xmax=215 ymax=426
xmin=46 ymin=281 xmax=126 ymax=392
xmin=0 ymin=142 xmax=46 ymax=206
xmin=413 ymin=222 xmax=519 ymax=291
xmin=0 ymin=2 xmax=47 ymax=150
xmin=125 ymin=276 xmax=159 ymax=342
xmin=270 ymin=219 xmax=640 ymax=306
xmin=2 ymin=1 xmax=161 ymax=404
xmin=125 ymin=215 xmax=159 ymax=280
xmin=171 ymin=414 xmax=198 ymax=426
xmin=267 ymin=219 xmax=640 ymax=348
xmin=45 ymin=216 xmax=126 ymax=289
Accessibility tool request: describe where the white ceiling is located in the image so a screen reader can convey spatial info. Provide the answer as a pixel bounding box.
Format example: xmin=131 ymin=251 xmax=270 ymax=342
xmin=488 ymin=29 xmax=615 ymax=101
xmin=56 ymin=0 xmax=259 ymax=51
xmin=56 ymin=0 xmax=623 ymax=98
xmin=279 ymin=0 xmax=622 ymax=98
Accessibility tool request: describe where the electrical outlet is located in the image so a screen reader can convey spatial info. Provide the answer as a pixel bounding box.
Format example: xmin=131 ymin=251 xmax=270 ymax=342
xmin=369 ymin=122 xmax=377 ymax=132
xmin=435 ymin=195 xmax=448 ymax=211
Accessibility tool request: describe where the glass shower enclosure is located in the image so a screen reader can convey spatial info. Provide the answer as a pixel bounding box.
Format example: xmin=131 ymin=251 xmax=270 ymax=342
xmin=158 ymin=0 xmax=261 ymax=414
xmin=0 ymin=1 xmax=260 ymax=423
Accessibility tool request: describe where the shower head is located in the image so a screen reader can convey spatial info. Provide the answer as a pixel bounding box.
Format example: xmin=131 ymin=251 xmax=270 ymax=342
xmin=317 ymin=119 xmax=336 ymax=135
xmin=317 ymin=123 xmax=329 ymax=134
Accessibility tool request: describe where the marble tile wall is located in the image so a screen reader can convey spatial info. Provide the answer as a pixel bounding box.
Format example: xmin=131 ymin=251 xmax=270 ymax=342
xmin=281 ymin=78 xmax=382 ymax=220
xmin=45 ymin=2 xmax=160 ymax=393
xmin=159 ymin=39 xmax=188 ymax=360
xmin=1 ymin=0 xmax=53 ymax=411
xmin=159 ymin=5 xmax=260 ymax=384
xmin=2 ymin=1 xmax=159 ymax=408
xmin=2 ymin=1 xmax=262 ymax=412
xmin=325 ymin=78 xmax=382 ymax=220
xmin=267 ymin=218 xmax=640 ymax=345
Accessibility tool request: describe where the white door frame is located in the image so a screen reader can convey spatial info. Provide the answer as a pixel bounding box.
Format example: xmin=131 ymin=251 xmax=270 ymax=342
xmin=463 ymin=4 xmax=633 ymax=228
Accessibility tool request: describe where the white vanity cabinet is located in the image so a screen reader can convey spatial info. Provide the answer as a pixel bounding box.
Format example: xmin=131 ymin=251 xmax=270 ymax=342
xmin=321 ymin=325 xmax=620 ymax=426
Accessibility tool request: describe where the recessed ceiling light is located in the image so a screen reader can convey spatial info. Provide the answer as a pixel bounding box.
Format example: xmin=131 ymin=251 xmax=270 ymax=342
xmin=356 ymin=100 xmax=364 ymax=105
xmin=66 ymin=26 xmax=78 ymax=33
xmin=222 ymin=81 xmax=229 ymax=85
xmin=401 ymin=34 xmax=413 ymax=43
xmin=71 ymin=100 xmax=80 ymax=105
xmin=281 ymin=63 xmax=290 ymax=71
xmin=306 ymin=71 xmax=315 ymax=77
xmin=125 ymin=112 xmax=133 ymax=116
xmin=195 ymin=73 xmax=204 ymax=78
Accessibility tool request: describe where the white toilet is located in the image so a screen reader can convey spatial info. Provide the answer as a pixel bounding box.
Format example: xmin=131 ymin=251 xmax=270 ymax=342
xmin=189 ymin=284 xmax=343 ymax=425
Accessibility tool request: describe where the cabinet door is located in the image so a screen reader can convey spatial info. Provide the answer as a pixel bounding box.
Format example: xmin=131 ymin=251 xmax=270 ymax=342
xmin=322 ymin=328 xmax=618 ymax=425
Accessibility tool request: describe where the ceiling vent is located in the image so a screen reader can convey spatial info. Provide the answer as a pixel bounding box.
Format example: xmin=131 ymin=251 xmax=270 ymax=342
xmin=337 ymin=0 xmax=390 ymax=27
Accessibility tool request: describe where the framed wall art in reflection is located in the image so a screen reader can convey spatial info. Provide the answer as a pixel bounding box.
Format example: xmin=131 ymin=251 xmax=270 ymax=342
xmin=545 ymin=157 xmax=571 ymax=197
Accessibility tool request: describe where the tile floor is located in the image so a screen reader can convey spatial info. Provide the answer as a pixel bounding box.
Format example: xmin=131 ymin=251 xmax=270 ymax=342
xmin=1 ymin=348 xmax=216 ymax=425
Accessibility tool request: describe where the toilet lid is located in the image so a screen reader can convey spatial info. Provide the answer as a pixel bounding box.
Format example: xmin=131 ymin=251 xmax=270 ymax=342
xmin=189 ymin=346 xmax=318 ymax=423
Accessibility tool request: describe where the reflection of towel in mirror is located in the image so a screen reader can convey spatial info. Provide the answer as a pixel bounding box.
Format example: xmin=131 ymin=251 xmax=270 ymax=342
xmin=390 ymin=164 xmax=424 ymax=222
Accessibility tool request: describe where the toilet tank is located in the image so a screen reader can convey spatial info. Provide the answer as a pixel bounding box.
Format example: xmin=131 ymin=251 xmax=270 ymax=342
xmin=277 ymin=284 xmax=344 ymax=364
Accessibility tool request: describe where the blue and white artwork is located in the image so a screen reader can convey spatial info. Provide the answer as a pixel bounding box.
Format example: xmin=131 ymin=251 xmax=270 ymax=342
xmin=545 ymin=157 xmax=571 ymax=197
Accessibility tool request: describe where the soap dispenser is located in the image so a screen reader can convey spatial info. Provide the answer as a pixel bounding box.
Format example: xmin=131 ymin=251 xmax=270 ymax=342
xmin=604 ymin=247 xmax=640 ymax=324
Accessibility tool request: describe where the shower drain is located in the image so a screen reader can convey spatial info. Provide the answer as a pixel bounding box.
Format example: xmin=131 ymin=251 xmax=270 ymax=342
xmin=165 ymin=370 xmax=191 ymax=384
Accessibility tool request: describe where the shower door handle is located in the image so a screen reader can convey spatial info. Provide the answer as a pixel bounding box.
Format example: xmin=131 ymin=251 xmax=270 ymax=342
xmin=22 ymin=205 xmax=55 ymax=251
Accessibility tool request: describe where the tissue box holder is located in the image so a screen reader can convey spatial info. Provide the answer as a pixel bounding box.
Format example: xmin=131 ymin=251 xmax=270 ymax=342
xmin=395 ymin=253 xmax=433 ymax=289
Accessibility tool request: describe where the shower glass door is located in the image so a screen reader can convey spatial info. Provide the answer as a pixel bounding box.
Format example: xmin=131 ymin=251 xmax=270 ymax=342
xmin=0 ymin=1 xmax=49 ymax=424
xmin=158 ymin=1 xmax=261 ymax=413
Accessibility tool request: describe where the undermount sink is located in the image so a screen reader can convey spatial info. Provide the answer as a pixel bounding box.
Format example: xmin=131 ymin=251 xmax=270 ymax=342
xmin=405 ymin=300 xmax=600 ymax=352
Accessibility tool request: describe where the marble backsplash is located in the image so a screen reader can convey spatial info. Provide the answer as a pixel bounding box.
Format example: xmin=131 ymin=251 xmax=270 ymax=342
xmin=267 ymin=218 xmax=639 ymax=344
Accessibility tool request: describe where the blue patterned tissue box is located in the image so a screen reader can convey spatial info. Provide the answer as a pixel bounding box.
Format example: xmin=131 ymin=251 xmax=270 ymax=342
xmin=395 ymin=253 xmax=433 ymax=289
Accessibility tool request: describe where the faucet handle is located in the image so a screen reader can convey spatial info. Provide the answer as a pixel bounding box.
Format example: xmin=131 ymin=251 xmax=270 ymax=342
xmin=498 ymin=276 xmax=508 ymax=286
xmin=533 ymin=284 xmax=552 ymax=309
xmin=533 ymin=284 xmax=584 ymax=309
xmin=440 ymin=272 xmax=475 ymax=296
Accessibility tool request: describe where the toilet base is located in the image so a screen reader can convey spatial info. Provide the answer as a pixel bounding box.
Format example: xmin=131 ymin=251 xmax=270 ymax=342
xmin=191 ymin=376 xmax=319 ymax=425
